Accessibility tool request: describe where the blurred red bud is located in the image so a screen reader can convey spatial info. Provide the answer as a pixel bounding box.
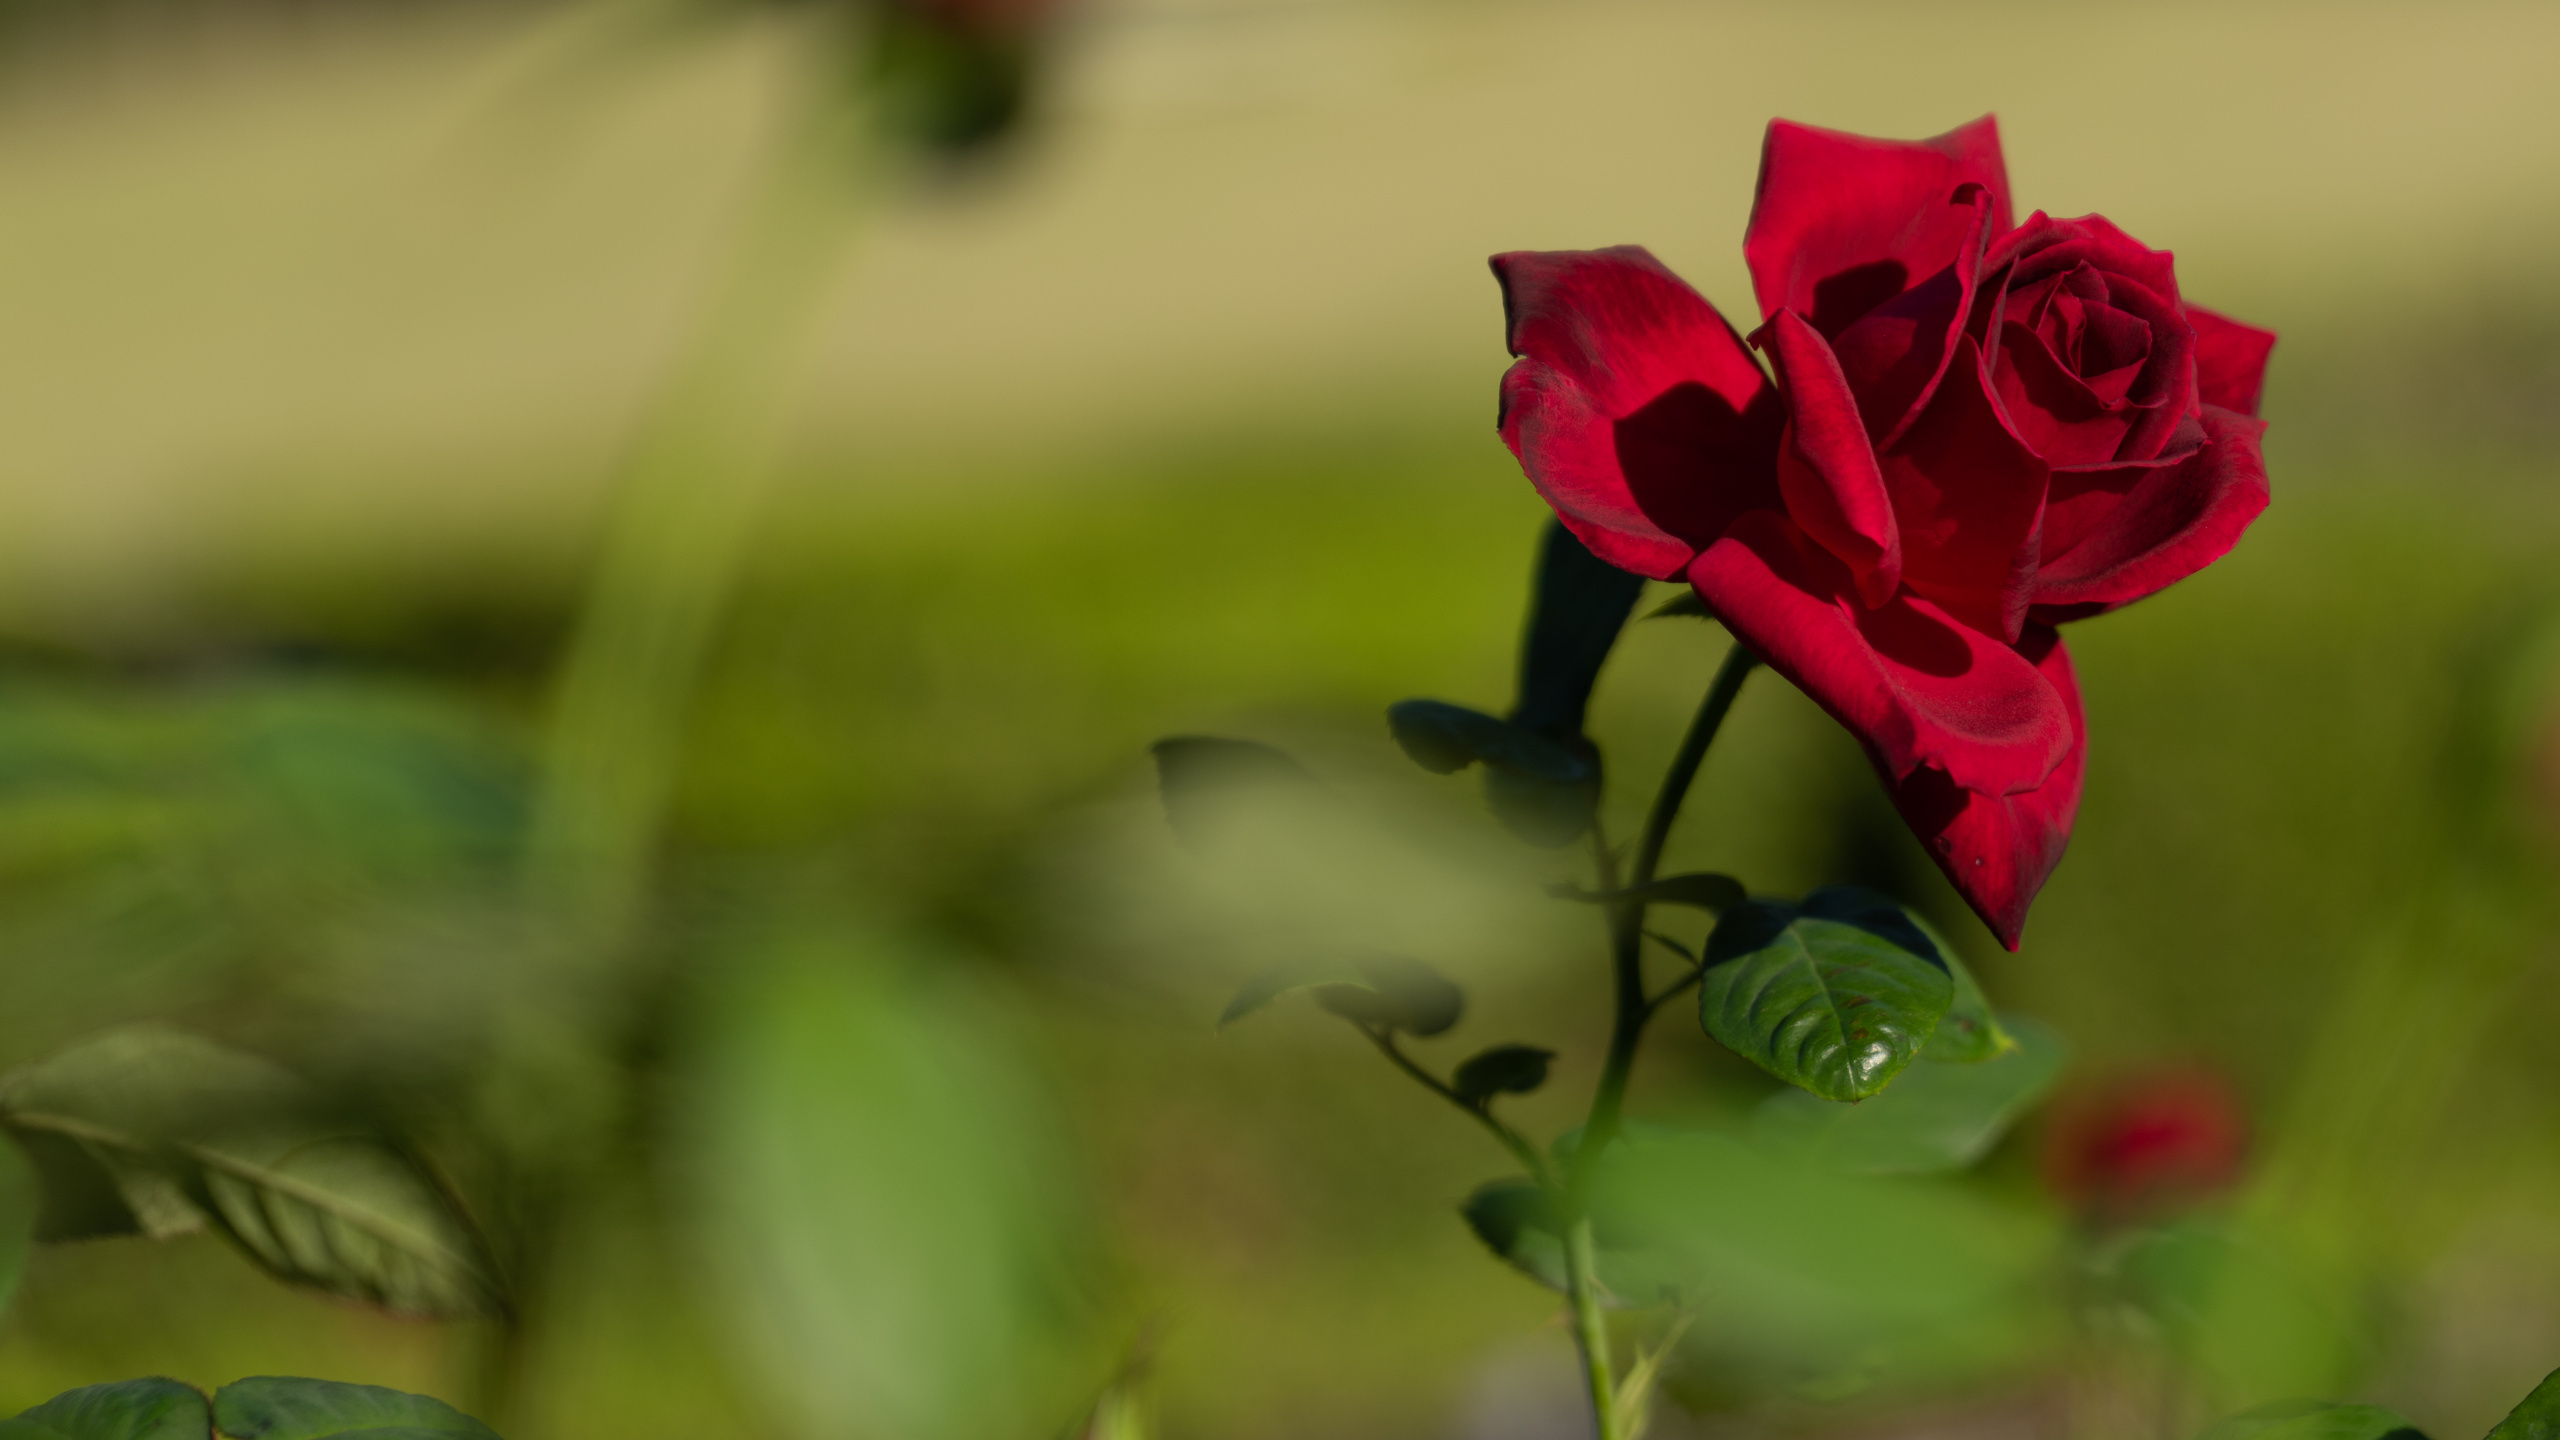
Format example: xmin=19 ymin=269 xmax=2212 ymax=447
xmin=2042 ymin=1066 xmax=2247 ymax=1220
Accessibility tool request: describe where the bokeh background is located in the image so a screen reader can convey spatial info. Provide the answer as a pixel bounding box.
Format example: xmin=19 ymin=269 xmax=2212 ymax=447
xmin=0 ymin=1 xmax=2558 ymax=1437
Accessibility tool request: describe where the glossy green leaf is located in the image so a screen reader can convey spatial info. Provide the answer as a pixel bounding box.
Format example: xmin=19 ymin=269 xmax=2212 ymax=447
xmin=1751 ymin=1016 xmax=2067 ymax=1174
xmin=1148 ymin=737 xmax=1312 ymax=848
xmin=211 ymin=1377 xmax=497 ymax=1439
xmin=0 ymin=1380 xmax=208 ymax=1440
xmin=0 ymin=1027 xmax=504 ymax=1318
xmin=1310 ymin=956 xmax=1463 ymax=1037
xmin=2487 ymin=1367 xmax=2560 ymax=1440
xmin=2194 ymin=1400 xmax=2426 ymax=1440
xmin=682 ymin=921 xmax=1097 ymax=1440
xmin=1453 ymin=1045 xmax=1554 ymax=1102
xmin=1698 ymin=887 xmax=1953 ymax=1100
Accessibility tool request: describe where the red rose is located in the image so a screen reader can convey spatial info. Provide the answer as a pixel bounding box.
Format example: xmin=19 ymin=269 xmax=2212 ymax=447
xmin=2042 ymin=1067 xmax=2248 ymax=1222
xmin=1492 ymin=116 xmax=2274 ymax=948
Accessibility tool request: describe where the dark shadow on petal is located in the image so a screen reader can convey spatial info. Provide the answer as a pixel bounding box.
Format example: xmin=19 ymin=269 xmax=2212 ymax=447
xmin=1810 ymin=259 xmax=1908 ymax=337
xmin=1611 ymin=381 xmax=1783 ymax=547
xmin=1854 ymin=600 xmax=1975 ymax=680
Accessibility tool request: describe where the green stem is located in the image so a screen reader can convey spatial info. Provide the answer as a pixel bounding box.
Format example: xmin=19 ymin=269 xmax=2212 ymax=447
xmin=523 ymin=90 xmax=870 ymax=954
xmin=1360 ymin=1026 xmax=1554 ymax=1188
xmin=1578 ymin=641 xmax=1756 ymax=1175
xmin=1563 ymin=1216 xmax=1621 ymax=1440
xmin=1559 ymin=641 xmax=1755 ymax=1440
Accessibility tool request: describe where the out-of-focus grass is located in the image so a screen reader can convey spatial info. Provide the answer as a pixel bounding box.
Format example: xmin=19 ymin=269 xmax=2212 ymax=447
xmin=0 ymin=2 xmax=2553 ymax=1437
xmin=8 ymin=419 xmax=2550 ymax=1437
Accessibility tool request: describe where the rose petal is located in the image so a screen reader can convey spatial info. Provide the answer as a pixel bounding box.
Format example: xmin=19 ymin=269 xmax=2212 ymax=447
xmin=1886 ymin=625 xmax=2083 ymax=949
xmin=1743 ymin=116 xmax=2013 ymax=338
xmin=2030 ymin=405 xmax=2270 ymax=621
xmin=1882 ymin=333 xmax=2052 ymax=642
xmin=1493 ymin=247 xmax=1786 ymax=579
xmin=1825 ymin=181 xmax=2000 ymax=454
xmin=1686 ymin=510 xmax=2071 ymax=799
xmin=1762 ymin=310 xmax=1901 ymax=606
xmin=2187 ymin=304 xmax=2277 ymax=417
xmin=1994 ymin=318 xmax=2136 ymax=467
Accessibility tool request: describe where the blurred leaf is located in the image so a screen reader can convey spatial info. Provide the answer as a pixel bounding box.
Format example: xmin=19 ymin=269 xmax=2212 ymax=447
xmin=1453 ymin=1045 xmax=1554 ymax=1102
xmin=0 ymin=1137 xmax=30 ymax=1317
xmin=1698 ymin=888 xmax=1953 ymax=1100
xmin=2120 ymin=1219 xmax=2361 ymax=1402
xmin=1385 ymin=700 xmax=1597 ymax=847
xmin=1589 ymin=1128 xmax=2053 ymax=1380
xmin=2195 ymin=1400 xmax=2426 ymax=1440
xmin=1457 ymin=1178 xmax=1666 ymax=1306
xmin=1554 ymin=873 xmax=1747 ymax=915
xmin=1148 ymin=736 xmax=1312 ymax=849
xmin=2486 ymin=1367 xmax=2560 ymax=1440
xmin=1310 ymin=956 xmax=1463 ymax=1037
xmin=0 ymin=1380 xmax=208 ymax=1440
xmin=683 ymin=921 xmax=1096 ymax=1440
xmin=1646 ymin=591 xmax=1712 ymax=620
xmin=1481 ymin=759 xmax=1602 ymax=849
xmin=1925 ymin=937 xmax=2013 ymax=1063
xmin=1214 ymin=960 xmax=1348 ymax=1030
xmin=1510 ymin=518 xmax=1646 ymax=739
xmin=209 ymin=1377 xmax=497 ymax=1439
xmin=0 ymin=1027 xmax=504 ymax=1318
xmin=1750 ymin=1016 xmax=2067 ymax=1174
xmin=1386 ymin=701 xmax=1587 ymax=783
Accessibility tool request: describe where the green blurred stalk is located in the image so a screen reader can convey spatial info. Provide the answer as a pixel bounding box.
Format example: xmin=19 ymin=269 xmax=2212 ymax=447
xmin=471 ymin=44 xmax=873 ymax=1425
xmin=524 ymin=85 xmax=871 ymax=955
xmin=1562 ymin=642 xmax=1756 ymax=1440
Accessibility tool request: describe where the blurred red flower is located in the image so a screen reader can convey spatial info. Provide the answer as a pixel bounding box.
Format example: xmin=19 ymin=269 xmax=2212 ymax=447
xmin=2041 ymin=1066 xmax=2248 ymax=1219
xmin=1491 ymin=117 xmax=2273 ymax=948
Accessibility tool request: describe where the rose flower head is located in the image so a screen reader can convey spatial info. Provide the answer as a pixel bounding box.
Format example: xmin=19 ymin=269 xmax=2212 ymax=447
xmin=1493 ymin=117 xmax=2274 ymax=948
xmin=2042 ymin=1066 xmax=2248 ymax=1223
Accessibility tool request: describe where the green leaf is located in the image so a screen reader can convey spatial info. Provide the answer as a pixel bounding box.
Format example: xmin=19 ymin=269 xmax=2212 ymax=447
xmin=1585 ymin=1127 xmax=2055 ymax=1376
xmin=2487 ymin=1368 xmax=2560 ymax=1440
xmin=1385 ymin=702 xmax=1591 ymax=784
xmin=1384 ymin=701 xmax=1597 ymax=848
xmin=1750 ymin=1016 xmax=2067 ymax=1174
xmin=1456 ymin=1178 xmax=1666 ymax=1306
xmin=681 ymin=920 xmax=1098 ymax=1440
xmin=0 ymin=1380 xmax=209 ymax=1440
xmin=1148 ymin=737 xmax=1312 ymax=848
xmin=1310 ymin=956 xmax=1463 ymax=1037
xmin=0 ymin=1134 xmax=36 ymax=1316
xmin=2194 ymin=1400 xmax=2427 ymax=1440
xmin=2123 ymin=1220 xmax=2360 ymax=1401
xmin=1698 ymin=887 xmax=1953 ymax=1100
xmin=211 ymin=1377 xmax=497 ymax=1439
xmin=1214 ymin=961 xmax=1346 ymax=1030
xmin=1510 ymin=519 xmax=1646 ymax=740
xmin=1453 ymin=1045 xmax=1554 ymax=1102
xmin=0 ymin=1027 xmax=505 ymax=1318
xmin=1925 ymin=939 xmax=2013 ymax=1063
